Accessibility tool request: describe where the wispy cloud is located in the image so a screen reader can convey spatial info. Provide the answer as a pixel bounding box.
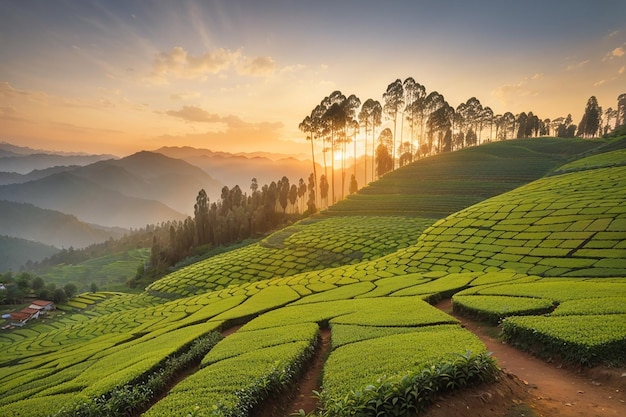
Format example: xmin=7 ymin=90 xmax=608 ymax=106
xmin=237 ymin=56 xmax=276 ymax=76
xmin=566 ymin=60 xmax=590 ymax=71
xmin=148 ymin=46 xmax=276 ymax=84
xmin=153 ymin=119 xmax=286 ymax=153
xmin=0 ymin=81 xmax=48 ymax=103
xmin=603 ymin=44 xmax=626 ymax=61
xmin=165 ymin=105 xmax=223 ymax=123
xmin=491 ymin=74 xmax=540 ymax=104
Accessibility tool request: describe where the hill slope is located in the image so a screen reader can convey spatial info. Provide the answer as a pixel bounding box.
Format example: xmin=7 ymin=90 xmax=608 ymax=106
xmin=0 ymin=172 xmax=186 ymax=228
xmin=0 ymin=235 xmax=59 ymax=271
xmin=1 ymin=137 xmax=624 ymax=417
xmin=0 ymin=200 xmax=123 ymax=249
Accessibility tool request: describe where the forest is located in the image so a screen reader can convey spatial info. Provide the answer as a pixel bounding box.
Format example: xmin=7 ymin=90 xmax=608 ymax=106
xmin=299 ymin=79 xmax=626 ymax=207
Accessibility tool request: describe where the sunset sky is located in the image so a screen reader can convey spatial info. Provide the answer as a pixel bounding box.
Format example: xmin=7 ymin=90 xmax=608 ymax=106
xmin=1 ymin=0 xmax=625 ymax=158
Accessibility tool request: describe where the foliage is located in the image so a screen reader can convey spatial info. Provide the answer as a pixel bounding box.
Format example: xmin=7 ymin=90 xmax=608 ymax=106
xmin=318 ymin=351 xmax=498 ymax=417
xmin=452 ymin=294 xmax=554 ymax=325
xmin=502 ymin=315 xmax=626 ymax=366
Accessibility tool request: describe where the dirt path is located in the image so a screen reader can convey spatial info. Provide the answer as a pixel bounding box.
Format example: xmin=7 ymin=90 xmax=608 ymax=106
xmin=432 ymin=298 xmax=626 ymax=417
xmin=285 ymin=327 xmax=332 ymax=415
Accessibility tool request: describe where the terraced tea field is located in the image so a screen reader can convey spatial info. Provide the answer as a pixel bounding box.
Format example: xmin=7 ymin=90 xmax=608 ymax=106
xmin=1 ymin=136 xmax=625 ymax=417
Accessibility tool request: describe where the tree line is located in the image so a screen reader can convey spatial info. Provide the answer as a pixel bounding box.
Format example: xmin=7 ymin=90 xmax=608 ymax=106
xmin=128 ymin=175 xmax=315 ymax=288
xmin=0 ymin=271 xmax=83 ymax=305
xmin=300 ymin=79 xmax=626 ymax=206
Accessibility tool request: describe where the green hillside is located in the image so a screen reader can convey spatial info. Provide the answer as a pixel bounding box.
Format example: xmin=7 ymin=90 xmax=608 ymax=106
xmin=1 ymin=137 xmax=625 ymax=417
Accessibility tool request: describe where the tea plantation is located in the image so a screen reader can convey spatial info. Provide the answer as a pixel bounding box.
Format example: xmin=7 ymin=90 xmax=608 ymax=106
xmin=1 ymin=136 xmax=625 ymax=417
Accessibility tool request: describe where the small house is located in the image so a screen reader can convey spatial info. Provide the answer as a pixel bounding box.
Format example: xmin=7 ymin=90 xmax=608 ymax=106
xmin=29 ymin=300 xmax=55 ymax=312
xmin=10 ymin=311 xmax=34 ymax=327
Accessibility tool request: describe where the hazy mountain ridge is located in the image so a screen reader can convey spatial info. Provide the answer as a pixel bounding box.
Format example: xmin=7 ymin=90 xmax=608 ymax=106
xmin=154 ymin=145 xmax=319 ymax=191
xmin=0 ymin=235 xmax=59 ymax=272
xmin=0 ymin=170 xmax=187 ymax=229
xmin=0 ymin=141 xmax=117 ymax=175
xmin=0 ymin=200 xmax=124 ymax=249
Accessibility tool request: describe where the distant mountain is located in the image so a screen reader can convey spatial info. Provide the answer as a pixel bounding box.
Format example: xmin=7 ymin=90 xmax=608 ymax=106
xmin=0 ymin=165 xmax=76 ymax=185
xmin=154 ymin=146 xmax=319 ymax=191
xmin=0 ymin=153 xmax=116 ymax=175
xmin=0 ymin=141 xmax=116 ymax=174
xmin=83 ymin=151 xmax=223 ymax=214
xmin=0 ymin=235 xmax=59 ymax=272
xmin=0 ymin=172 xmax=187 ymax=229
xmin=0 ymin=200 xmax=125 ymax=249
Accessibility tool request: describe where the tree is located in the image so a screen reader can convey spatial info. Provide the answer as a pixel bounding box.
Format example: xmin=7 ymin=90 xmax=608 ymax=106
xmin=278 ymin=176 xmax=290 ymax=213
xmin=376 ymin=144 xmax=393 ymax=177
xmin=616 ymin=93 xmax=626 ymax=127
xmin=53 ymin=288 xmax=68 ymax=304
xmin=322 ymin=90 xmax=348 ymax=203
xmin=64 ymin=283 xmax=78 ymax=299
xmin=194 ymin=189 xmax=209 ymax=245
xmin=577 ymin=96 xmax=602 ymax=138
xmin=403 ymin=78 xmax=426 ymax=157
xmin=297 ymin=178 xmax=307 ymax=214
xmin=319 ymin=174 xmax=329 ymax=208
xmin=307 ymin=173 xmax=316 ymax=214
xmin=383 ymin=79 xmax=404 ymax=169
xmin=376 ymin=128 xmax=394 ymax=177
xmin=349 ymin=174 xmax=358 ymax=194
xmin=359 ymin=98 xmax=382 ymax=185
xmin=299 ymin=105 xmax=323 ymax=209
xmin=288 ymin=184 xmax=298 ymax=213
xmin=603 ymin=107 xmax=616 ymax=135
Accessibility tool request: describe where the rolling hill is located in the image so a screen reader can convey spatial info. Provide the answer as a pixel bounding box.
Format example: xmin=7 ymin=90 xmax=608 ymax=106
xmin=1 ymin=136 xmax=625 ymax=417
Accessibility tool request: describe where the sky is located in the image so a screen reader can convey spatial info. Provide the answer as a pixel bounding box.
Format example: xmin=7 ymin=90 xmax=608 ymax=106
xmin=1 ymin=0 xmax=625 ymax=158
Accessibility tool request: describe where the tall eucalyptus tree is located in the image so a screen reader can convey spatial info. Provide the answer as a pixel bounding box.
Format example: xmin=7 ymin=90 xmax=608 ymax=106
xmin=383 ymin=79 xmax=404 ymax=169
xmin=617 ymin=93 xmax=626 ymax=127
xmin=403 ymin=78 xmax=427 ymax=159
xmin=322 ymin=90 xmax=347 ymax=203
xmin=423 ymin=91 xmax=445 ymax=155
xmin=577 ymin=96 xmax=602 ymax=138
xmin=502 ymin=112 xmax=515 ymax=140
xmin=358 ymin=98 xmax=382 ymax=184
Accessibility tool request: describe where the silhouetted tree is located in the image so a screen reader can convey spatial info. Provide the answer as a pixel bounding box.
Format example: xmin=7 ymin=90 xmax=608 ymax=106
xmin=194 ymin=189 xmax=210 ymax=245
xmin=359 ymin=98 xmax=382 ymax=184
xmin=616 ymin=93 xmax=626 ymax=127
xmin=307 ymin=173 xmax=316 ymax=214
xmin=577 ymin=96 xmax=602 ymax=138
xmin=349 ymin=174 xmax=358 ymax=194
xmin=383 ymin=79 xmax=404 ymax=169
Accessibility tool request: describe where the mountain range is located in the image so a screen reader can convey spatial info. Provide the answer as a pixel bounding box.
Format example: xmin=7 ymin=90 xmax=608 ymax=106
xmin=153 ymin=146 xmax=318 ymax=192
xmin=0 ymin=141 xmax=319 ymax=270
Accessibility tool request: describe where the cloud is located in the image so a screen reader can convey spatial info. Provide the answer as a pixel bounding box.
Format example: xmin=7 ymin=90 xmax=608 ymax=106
xmin=619 ymin=66 xmax=625 ymax=75
xmin=491 ymin=75 xmax=539 ymax=104
xmin=169 ymin=91 xmax=201 ymax=101
xmin=165 ymin=106 xmax=263 ymax=131
xmin=0 ymin=106 xmax=19 ymax=120
xmin=566 ymin=60 xmax=590 ymax=71
xmin=603 ymin=44 xmax=626 ymax=61
xmin=593 ymin=79 xmax=607 ymax=87
xmin=149 ymin=46 xmax=241 ymax=83
xmin=166 ymin=105 xmax=222 ymax=123
xmin=153 ymin=119 xmax=287 ymax=154
xmin=0 ymin=81 xmax=48 ymax=103
xmin=148 ymin=46 xmax=277 ymax=83
xmin=237 ymin=56 xmax=276 ymax=76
